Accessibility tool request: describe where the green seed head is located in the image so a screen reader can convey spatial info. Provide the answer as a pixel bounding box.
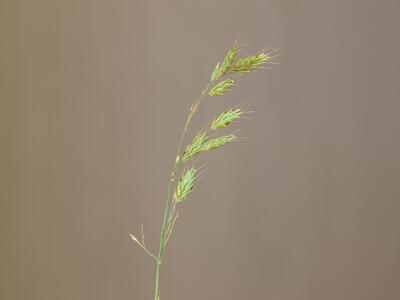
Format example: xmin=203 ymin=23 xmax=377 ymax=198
xmin=200 ymin=135 xmax=237 ymax=152
xmin=174 ymin=168 xmax=197 ymax=202
xmin=232 ymin=52 xmax=269 ymax=74
xmin=211 ymin=108 xmax=242 ymax=130
xmin=220 ymin=47 xmax=238 ymax=74
xmin=183 ymin=132 xmax=208 ymax=161
xmin=211 ymin=46 xmax=239 ymax=81
xmin=209 ymin=79 xmax=234 ymax=96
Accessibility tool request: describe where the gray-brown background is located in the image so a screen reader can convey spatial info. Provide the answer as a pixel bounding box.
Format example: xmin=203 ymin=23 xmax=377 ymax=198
xmin=1 ymin=1 xmax=399 ymax=299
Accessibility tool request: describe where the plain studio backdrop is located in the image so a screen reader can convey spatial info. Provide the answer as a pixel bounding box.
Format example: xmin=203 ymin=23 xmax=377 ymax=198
xmin=1 ymin=1 xmax=399 ymax=299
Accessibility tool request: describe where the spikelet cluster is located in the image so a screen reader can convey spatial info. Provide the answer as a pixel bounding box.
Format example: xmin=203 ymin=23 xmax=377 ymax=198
xmin=178 ymin=44 xmax=274 ymax=200
xmin=211 ymin=46 xmax=272 ymax=83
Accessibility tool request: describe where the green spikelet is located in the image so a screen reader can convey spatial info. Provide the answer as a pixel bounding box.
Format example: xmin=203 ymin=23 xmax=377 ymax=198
xmin=210 ymin=108 xmax=242 ymax=129
xmin=174 ymin=168 xmax=197 ymax=202
xmin=220 ymin=47 xmax=238 ymax=75
xmin=183 ymin=132 xmax=208 ymax=161
xmin=201 ymin=135 xmax=236 ymax=152
xmin=209 ymin=79 xmax=234 ymax=96
xmin=232 ymin=52 xmax=269 ymax=74
xmin=211 ymin=46 xmax=238 ymax=81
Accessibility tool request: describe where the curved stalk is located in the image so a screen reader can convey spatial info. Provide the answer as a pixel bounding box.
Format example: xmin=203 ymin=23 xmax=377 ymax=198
xmin=153 ymin=82 xmax=212 ymax=300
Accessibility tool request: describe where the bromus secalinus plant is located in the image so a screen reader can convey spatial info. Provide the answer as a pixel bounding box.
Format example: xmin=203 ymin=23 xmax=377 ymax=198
xmin=129 ymin=41 xmax=279 ymax=300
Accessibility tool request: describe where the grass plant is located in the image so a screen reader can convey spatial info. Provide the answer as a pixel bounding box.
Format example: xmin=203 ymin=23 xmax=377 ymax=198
xmin=129 ymin=41 xmax=279 ymax=300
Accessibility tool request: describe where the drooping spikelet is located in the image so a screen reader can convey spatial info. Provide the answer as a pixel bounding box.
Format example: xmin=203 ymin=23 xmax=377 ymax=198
xmin=209 ymin=79 xmax=234 ymax=96
xmin=210 ymin=108 xmax=242 ymax=129
xmin=200 ymin=135 xmax=237 ymax=152
xmin=174 ymin=168 xmax=197 ymax=202
xmin=183 ymin=132 xmax=238 ymax=161
xmin=211 ymin=46 xmax=238 ymax=81
xmin=183 ymin=132 xmax=208 ymax=161
xmin=232 ymin=52 xmax=269 ymax=74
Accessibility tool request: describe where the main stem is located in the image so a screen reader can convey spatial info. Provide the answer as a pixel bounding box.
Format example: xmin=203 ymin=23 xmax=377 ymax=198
xmin=153 ymin=83 xmax=211 ymax=300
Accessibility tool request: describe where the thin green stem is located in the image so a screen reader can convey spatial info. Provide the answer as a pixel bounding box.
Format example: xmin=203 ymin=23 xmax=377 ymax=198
xmin=153 ymin=175 xmax=173 ymax=300
xmin=153 ymin=82 xmax=212 ymax=300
